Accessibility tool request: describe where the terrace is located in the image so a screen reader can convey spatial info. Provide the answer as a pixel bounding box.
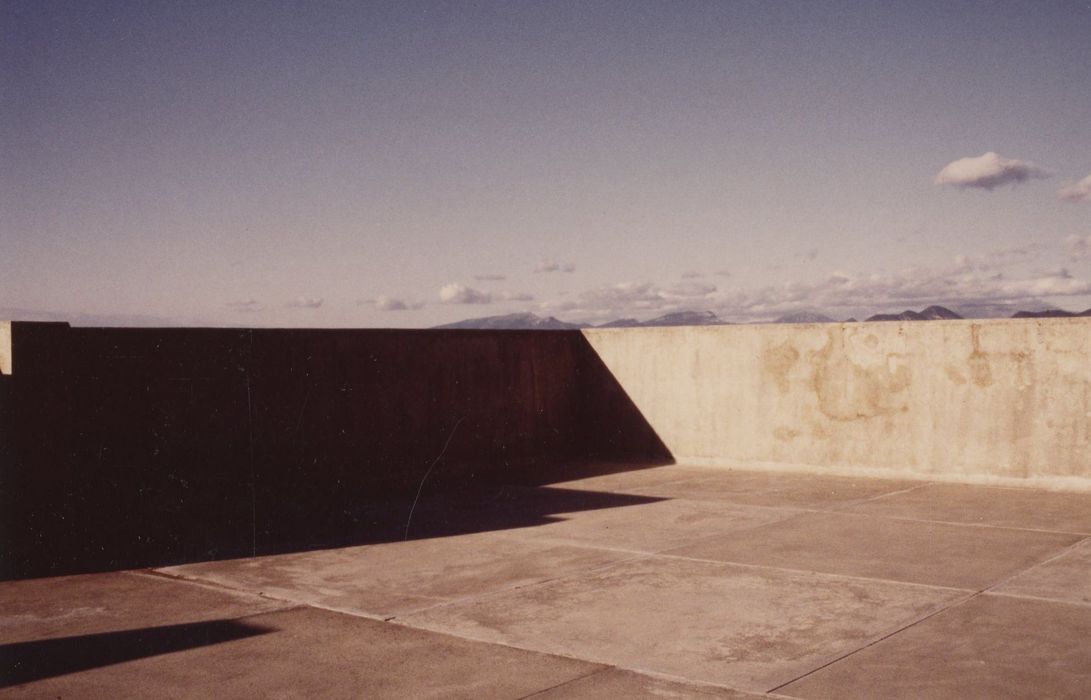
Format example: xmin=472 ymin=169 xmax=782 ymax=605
xmin=2 ymin=319 xmax=1089 ymax=697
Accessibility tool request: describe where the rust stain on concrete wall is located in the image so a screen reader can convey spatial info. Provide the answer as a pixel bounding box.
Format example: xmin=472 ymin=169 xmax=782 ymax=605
xmin=968 ymin=325 xmax=994 ymax=388
xmin=810 ymin=330 xmax=910 ymax=422
xmin=762 ymin=341 xmax=799 ymax=394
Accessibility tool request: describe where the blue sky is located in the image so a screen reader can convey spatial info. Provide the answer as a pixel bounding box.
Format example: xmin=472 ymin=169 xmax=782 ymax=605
xmin=2 ymin=1 xmax=1090 ymax=326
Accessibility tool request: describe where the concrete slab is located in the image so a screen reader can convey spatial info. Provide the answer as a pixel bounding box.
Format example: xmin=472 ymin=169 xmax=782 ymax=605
xmin=839 ymin=482 xmax=1091 ymax=534
xmin=665 ymin=511 xmax=1081 ymax=589
xmin=993 ymin=538 xmax=1091 ymax=605
xmin=1 ymin=605 xmax=606 ymax=699
xmin=778 ymin=594 xmax=1091 ymax=699
xmin=547 ymin=464 xmax=721 ymax=493
xmin=160 ymin=531 xmax=634 ymax=618
xmin=509 ymin=496 xmax=791 ymax=553
xmin=626 ymin=469 xmax=919 ymax=509
xmin=0 ymin=571 xmax=287 ymax=644
xmin=401 ymin=554 xmax=963 ymax=693
xmin=7 ymin=468 xmax=1090 ymax=697
xmin=531 ymin=667 xmax=759 ymax=698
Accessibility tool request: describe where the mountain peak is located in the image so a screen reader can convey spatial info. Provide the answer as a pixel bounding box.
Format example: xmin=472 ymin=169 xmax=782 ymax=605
xmin=434 ymin=312 xmax=583 ymax=330
xmin=866 ymin=305 xmax=962 ymax=322
xmin=774 ymin=311 xmax=835 ymax=324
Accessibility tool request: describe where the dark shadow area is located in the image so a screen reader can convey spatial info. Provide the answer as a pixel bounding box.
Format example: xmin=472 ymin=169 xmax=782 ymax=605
xmin=0 ymin=619 xmax=272 ymax=688
xmin=255 ymin=485 xmax=667 ymax=555
xmin=1 ymin=323 xmax=672 ymax=580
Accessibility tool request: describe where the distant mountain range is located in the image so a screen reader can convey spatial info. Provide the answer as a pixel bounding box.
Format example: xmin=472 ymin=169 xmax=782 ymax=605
xmin=437 ymin=305 xmax=1091 ymax=330
xmin=598 ymin=310 xmax=724 ymax=328
xmin=865 ymin=305 xmax=963 ymax=322
xmin=1011 ymin=308 xmax=1091 ymax=318
xmin=433 ymin=312 xmax=584 ymax=330
xmin=773 ymin=311 xmax=836 ymax=324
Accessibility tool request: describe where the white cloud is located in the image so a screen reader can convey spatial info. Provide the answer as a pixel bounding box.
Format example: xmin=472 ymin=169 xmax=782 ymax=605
xmin=537 ymin=246 xmax=1091 ymax=324
xmin=534 ymin=261 xmax=576 ymax=273
xmin=538 ymin=280 xmax=716 ymax=322
xmin=286 ymin=297 xmax=324 ymax=309
xmin=1058 ymin=174 xmax=1091 ymax=203
xmin=474 ymin=273 xmax=507 ymax=281
xmin=710 ymin=263 xmax=1091 ymax=320
xmin=665 ymin=281 xmax=717 ymax=298
xmin=497 ymin=290 xmax=535 ymax=302
xmin=934 ymin=152 xmax=1051 ymax=190
xmin=439 ymin=283 xmax=492 ymax=304
xmin=226 ymin=299 xmax=263 ymax=312
xmin=368 ymin=295 xmax=424 ymax=311
xmin=1065 ymin=234 xmax=1091 ymax=259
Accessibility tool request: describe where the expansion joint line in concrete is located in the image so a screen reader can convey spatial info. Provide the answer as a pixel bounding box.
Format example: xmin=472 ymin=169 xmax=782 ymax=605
xmin=515 ymin=667 xmax=612 ymax=699
xmin=981 ymin=534 xmax=1091 ymax=595
xmin=389 ymin=549 xmax=659 ymax=618
xmin=765 ymin=533 xmax=1091 ymax=694
xmin=130 ymin=569 xmax=279 ymax=604
xmin=836 ymin=480 xmax=933 ymax=508
xmin=765 ymin=589 xmax=980 ymax=695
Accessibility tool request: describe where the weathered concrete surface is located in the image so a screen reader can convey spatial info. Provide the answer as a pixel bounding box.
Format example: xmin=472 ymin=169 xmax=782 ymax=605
xmin=402 ymin=555 xmax=964 ymax=693
xmin=0 ymin=571 xmax=288 ymax=642
xmin=531 ymin=668 xmax=760 ymax=698
xmin=3 ymin=466 xmax=1090 ymax=697
xmin=840 ymin=482 xmax=1091 ymax=533
xmin=994 ymin=539 xmax=1091 ymax=605
xmin=0 ymin=321 xmax=10 ymax=375
xmin=617 ymin=469 xmax=922 ymax=508
xmin=2 ymin=602 xmax=607 ymax=699
xmin=780 ymin=595 xmax=1091 ymax=699
xmin=160 ymin=531 xmax=635 ymax=618
xmin=666 ymin=510 xmax=1080 ymax=589
xmin=583 ymin=319 xmax=1091 ymax=488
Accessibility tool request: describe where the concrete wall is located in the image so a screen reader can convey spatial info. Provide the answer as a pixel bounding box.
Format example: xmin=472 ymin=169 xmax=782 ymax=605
xmin=0 ymin=321 xmax=10 ymax=375
xmin=583 ymin=318 xmax=1091 ymax=490
xmin=0 ymin=323 xmax=669 ymax=579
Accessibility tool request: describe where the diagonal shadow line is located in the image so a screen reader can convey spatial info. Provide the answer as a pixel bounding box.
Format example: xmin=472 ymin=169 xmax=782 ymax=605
xmin=0 ymin=618 xmax=273 ymax=688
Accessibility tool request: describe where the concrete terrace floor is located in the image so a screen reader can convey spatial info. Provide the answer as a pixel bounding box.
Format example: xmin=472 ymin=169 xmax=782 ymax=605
xmin=3 ymin=465 xmax=1091 ymax=698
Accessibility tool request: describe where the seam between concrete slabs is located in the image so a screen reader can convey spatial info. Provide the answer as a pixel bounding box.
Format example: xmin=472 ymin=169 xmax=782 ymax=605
xmin=137 ymin=566 xmax=629 ymax=694
xmin=984 ymin=589 xmax=1091 ymax=609
xmin=764 ymin=534 xmax=1091 ymax=693
xmin=136 ymin=565 xmax=759 ymax=698
xmin=507 ymin=500 xmax=808 ymax=555
xmin=764 ymin=589 xmax=983 ymax=694
xmin=979 ymin=534 xmax=1091 ymax=594
xmin=127 ymin=569 xmax=297 ymax=606
xmin=385 ymin=614 xmax=759 ymax=697
xmin=390 ymin=579 xmax=962 ymax=698
xmin=516 ymin=667 xmax=616 ymax=699
xmin=778 ymin=506 xmax=1091 ymax=537
xmin=648 ymin=552 xmax=974 ymax=595
xmin=135 ymin=548 xmax=962 ymax=696
xmin=387 ymin=552 xmax=969 ymax=691
xmin=132 ymin=569 xmax=391 ymax=623
xmin=384 ymin=550 xmax=662 ymax=618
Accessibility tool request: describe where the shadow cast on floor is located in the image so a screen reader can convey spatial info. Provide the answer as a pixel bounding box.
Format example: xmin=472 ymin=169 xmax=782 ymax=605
xmin=0 ymin=619 xmax=272 ymax=688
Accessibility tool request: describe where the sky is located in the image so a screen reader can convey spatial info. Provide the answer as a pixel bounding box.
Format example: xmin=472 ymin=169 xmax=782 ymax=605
xmin=2 ymin=0 xmax=1090 ymax=327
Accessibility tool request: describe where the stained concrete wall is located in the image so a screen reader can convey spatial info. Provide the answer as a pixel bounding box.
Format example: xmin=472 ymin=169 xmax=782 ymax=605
xmin=0 ymin=323 xmax=669 ymax=579
xmin=583 ymin=318 xmax=1091 ymax=489
xmin=0 ymin=321 xmax=10 ymax=375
